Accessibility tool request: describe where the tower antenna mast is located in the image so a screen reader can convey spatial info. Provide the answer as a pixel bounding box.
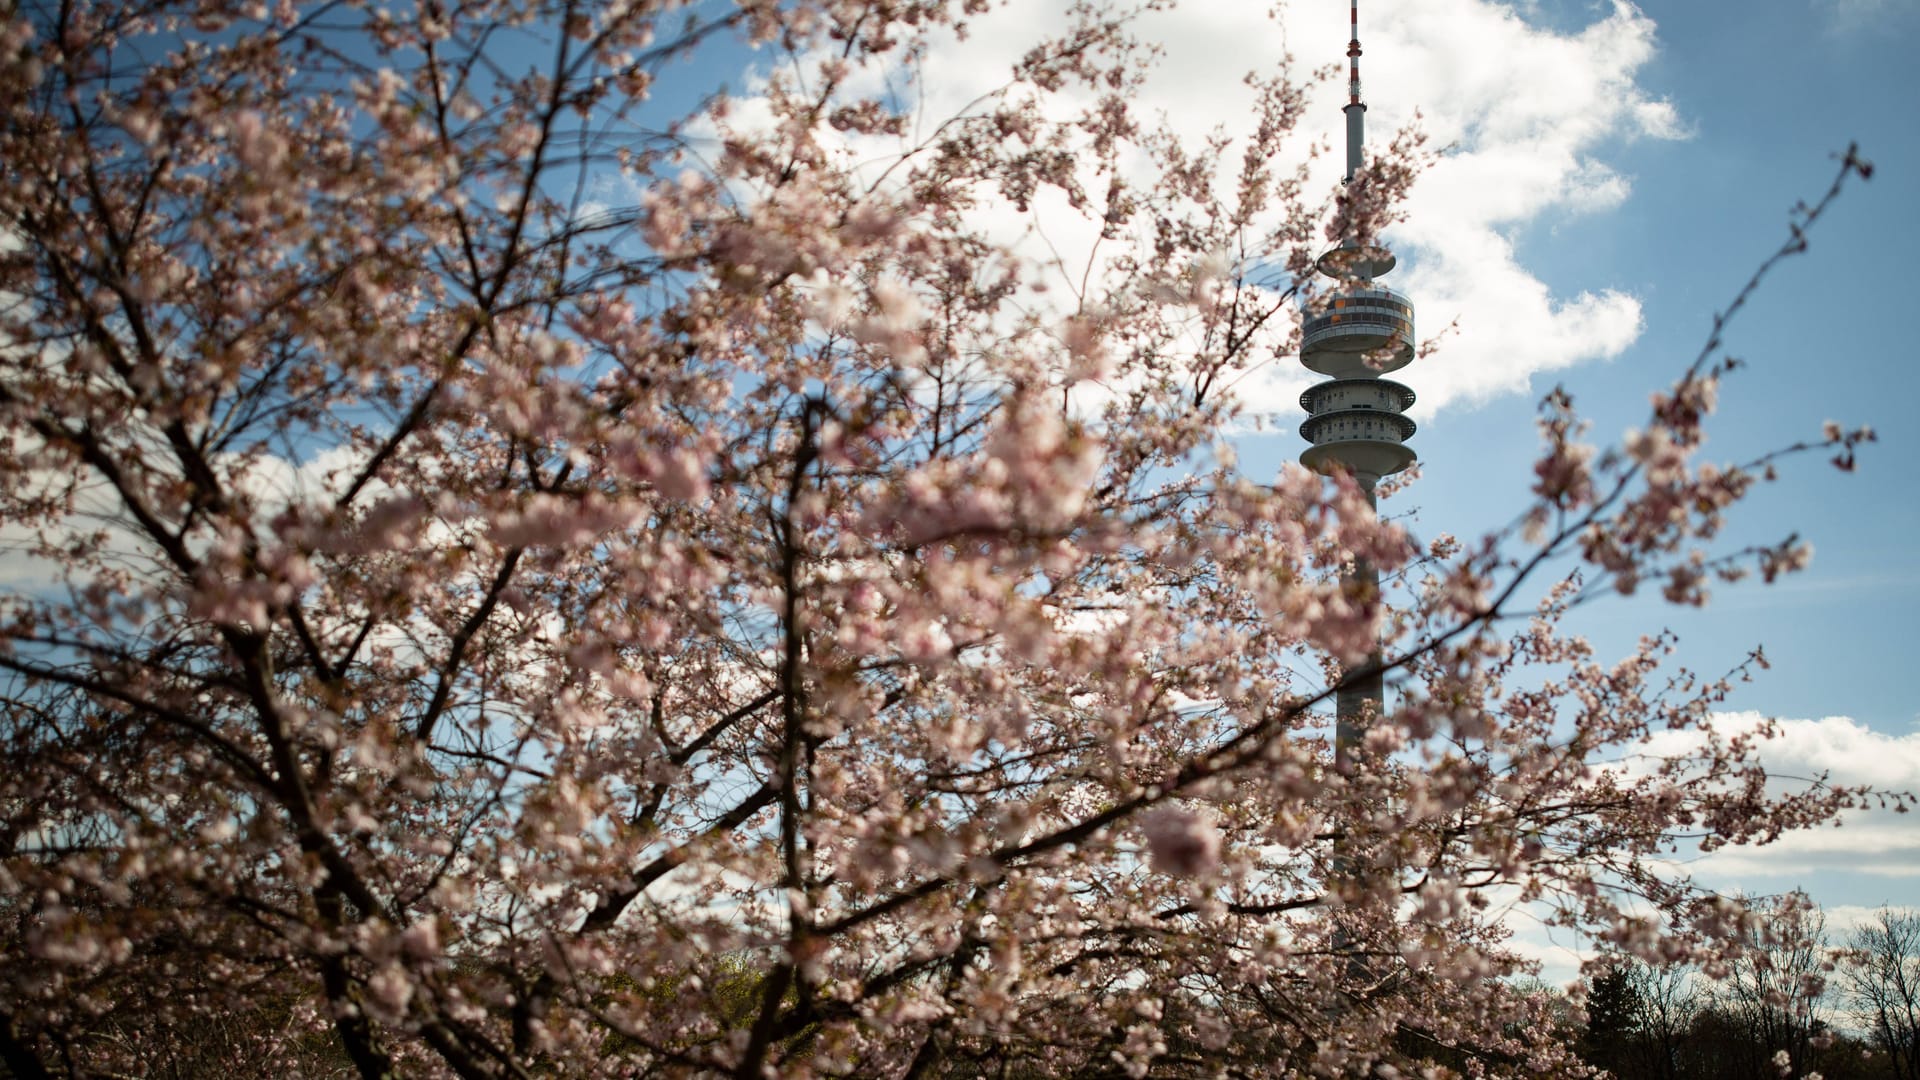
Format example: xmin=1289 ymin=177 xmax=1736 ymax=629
xmin=1296 ymin=0 xmax=1420 ymax=762
xmin=1346 ymin=0 xmax=1364 ymax=182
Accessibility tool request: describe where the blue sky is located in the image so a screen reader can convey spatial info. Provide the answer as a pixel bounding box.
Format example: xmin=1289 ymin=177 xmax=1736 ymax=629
xmin=1378 ymin=0 xmax=1917 ymax=949
xmin=1356 ymin=3 xmax=1920 ymax=745
xmin=1344 ymin=0 xmax=1920 ymax=735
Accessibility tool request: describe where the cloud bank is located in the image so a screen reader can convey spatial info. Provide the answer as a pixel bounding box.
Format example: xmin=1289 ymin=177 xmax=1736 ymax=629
xmin=1648 ymin=712 xmax=1920 ymax=887
xmin=1504 ymin=712 xmax=1920 ymax=987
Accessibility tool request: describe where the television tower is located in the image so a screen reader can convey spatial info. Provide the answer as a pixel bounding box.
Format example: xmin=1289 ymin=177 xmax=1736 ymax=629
xmin=1298 ymin=0 xmax=1417 ymax=759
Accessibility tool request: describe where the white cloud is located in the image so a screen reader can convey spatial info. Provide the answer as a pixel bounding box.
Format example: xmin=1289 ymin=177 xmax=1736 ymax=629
xmin=0 ymin=440 xmax=403 ymax=596
xmin=1824 ymin=902 xmax=1920 ymax=934
xmin=1127 ymin=0 xmax=1683 ymax=412
xmin=1641 ymin=712 xmax=1920 ymax=889
xmin=1493 ymin=713 xmax=1920 ymax=984
xmin=1377 ymin=0 xmax=1679 ymax=408
xmin=1501 ymin=916 xmax=1596 ymax=990
xmin=729 ymin=0 xmax=1681 ymax=418
xmin=1698 ymin=821 xmax=1920 ymax=881
xmin=1647 ymin=711 xmax=1920 ymax=797
xmin=0 ymin=449 xmax=148 ymax=590
xmin=1815 ymin=0 xmax=1919 ymax=33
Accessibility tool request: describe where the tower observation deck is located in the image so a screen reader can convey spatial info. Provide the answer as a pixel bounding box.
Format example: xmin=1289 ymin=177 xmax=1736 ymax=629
xmin=1298 ymin=0 xmax=1417 ymax=487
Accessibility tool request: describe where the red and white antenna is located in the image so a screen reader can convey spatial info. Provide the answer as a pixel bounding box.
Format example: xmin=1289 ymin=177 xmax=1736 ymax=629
xmin=1344 ymin=0 xmax=1366 ymax=183
xmin=1348 ymin=0 xmax=1363 ymax=106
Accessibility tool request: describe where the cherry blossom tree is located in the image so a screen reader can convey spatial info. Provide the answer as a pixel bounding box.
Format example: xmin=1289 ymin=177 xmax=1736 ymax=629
xmin=0 ymin=0 xmax=1898 ymax=1077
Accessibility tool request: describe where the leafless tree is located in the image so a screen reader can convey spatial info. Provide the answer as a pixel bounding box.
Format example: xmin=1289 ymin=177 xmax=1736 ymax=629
xmin=1843 ymin=908 xmax=1920 ymax=1080
xmin=1625 ymin=962 xmax=1701 ymax=1080
xmin=1701 ymin=894 xmax=1833 ymax=1079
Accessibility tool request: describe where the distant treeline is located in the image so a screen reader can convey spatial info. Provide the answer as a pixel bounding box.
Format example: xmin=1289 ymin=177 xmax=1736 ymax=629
xmin=1575 ymin=899 xmax=1919 ymax=1080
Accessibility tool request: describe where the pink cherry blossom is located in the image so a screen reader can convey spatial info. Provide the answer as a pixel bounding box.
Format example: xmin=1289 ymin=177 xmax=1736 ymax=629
xmin=1140 ymin=805 xmax=1223 ymax=878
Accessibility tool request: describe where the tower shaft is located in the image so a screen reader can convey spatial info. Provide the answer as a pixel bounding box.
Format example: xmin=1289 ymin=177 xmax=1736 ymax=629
xmin=1334 ymin=524 xmax=1383 ymax=774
